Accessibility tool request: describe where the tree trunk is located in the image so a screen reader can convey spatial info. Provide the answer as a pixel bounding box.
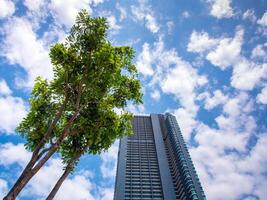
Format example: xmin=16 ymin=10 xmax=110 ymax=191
xmin=46 ymin=153 xmax=81 ymax=200
xmin=3 ymin=106 xmax=80 ymax=200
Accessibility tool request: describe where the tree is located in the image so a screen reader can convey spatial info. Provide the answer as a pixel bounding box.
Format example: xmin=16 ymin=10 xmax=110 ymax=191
xmin=4 ymin=10 xmax=142 ymax=200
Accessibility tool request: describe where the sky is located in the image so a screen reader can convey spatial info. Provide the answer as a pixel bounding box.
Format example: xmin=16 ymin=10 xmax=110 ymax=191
xmin=0 ymin=0 xmax=266 ymax=199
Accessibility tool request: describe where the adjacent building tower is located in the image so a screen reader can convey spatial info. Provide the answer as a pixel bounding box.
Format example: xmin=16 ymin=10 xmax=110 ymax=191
xmin=114 ymin=113 xmax=206 ymax=200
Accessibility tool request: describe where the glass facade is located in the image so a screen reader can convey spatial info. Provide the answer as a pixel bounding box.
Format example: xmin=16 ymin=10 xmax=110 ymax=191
xmin=114 ymin=114 xmax=206 ymax=200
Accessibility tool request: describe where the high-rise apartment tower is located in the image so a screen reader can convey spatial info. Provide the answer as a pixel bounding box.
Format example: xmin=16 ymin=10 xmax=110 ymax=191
xmin=114 ymin=113 xmax=206 ymax=200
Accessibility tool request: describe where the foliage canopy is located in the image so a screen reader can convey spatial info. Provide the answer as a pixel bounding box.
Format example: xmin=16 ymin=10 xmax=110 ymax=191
xmin=16 ymin=9 xmax=142 ymax=166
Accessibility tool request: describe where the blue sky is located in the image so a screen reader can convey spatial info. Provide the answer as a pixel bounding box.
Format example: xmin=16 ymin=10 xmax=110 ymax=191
xmin=0 ymin=0 xmax=267 ymax=199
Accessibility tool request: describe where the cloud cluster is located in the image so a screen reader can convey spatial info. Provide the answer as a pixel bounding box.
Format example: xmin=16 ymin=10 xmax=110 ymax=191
xmin=187 ymin=31 xmax=218 ymax=54
xmin=131 ymin=0 xmax=159 ymax=33
xmin=1 ymin=17 xmax=53 ymax=87
xmin=0 ymin=81 xmax=27 ymax=134
xmin=257 ymin=11 xmax=267 ymax=27
xmin=0 ymin=143 xmax=96 ymax=200
xmin=0 ymin=179 xmax=8 ymax=200
xmin=242 ymin=9 xmax=257 ymax=23
xmin=188 ymin=91 xmax=267 ymax=200
xmin=136 ymin=38 xmax=207 ymax=141
xmin=187 ymin=28 xmax=267 ymax=92
xmin=207 ymin=0 xmax=233 ymax=19
xmin=0 ymin=0 xmax=15 ymax=19
xmin=257 ymin=85 xmax=267 ymax=104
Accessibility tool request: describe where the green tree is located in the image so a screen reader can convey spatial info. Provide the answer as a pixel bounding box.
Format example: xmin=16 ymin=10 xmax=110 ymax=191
xmin=4 ymin=10 xmax=142 ymax=200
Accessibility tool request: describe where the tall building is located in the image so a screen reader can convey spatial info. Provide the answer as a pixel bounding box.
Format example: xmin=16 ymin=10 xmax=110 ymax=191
xmin=114 ymin=113 xmax=206 ymax=200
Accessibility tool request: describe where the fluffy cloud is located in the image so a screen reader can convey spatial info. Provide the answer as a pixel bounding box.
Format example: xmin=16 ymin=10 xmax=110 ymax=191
xmin=1 ymin=17 xmax=53 ymax=87
xmin=173 ymin=108 xmax=198 ymax=142
xmin=55 ymin=175 xmax=94 ymax=200
xmin=251 ymin=43 xmax=267 ymax=59
xmin=0 ymin=95 xmax=27 ymax=134
xmin=98 ymin=187 xmax=114 ymax=200
xmin=182 ymin=11 xmax=190 ymax=18
xmin=116 ymin=3 xmax=127 ymax=21
xmin=131 ymin=0 xmax=159 ymax=33
xmin=206 ymin=29 xmax=243 ymax=70
xmin=187 ymin=31 xmax=218 ymax=53
xmin=136 ymin=43 xmax=154 ymax=76
xmin=0 ymin=79 xmax=12 ymax=96
xmin=25 ymin=158 xmax=94 ymax=200
xmin=192 ymin=133 xmax=267 ymax=200
xmin=49 ymin=0 xmax=90 ymax=27
xmin=188 ymin=28 xmax=267 ymax=91
xmin=151 ymin=89 xmax=160 ymax=101
xmin=138 ymin=38 xmax=208 ymax=142
xmin=257 ymin=11 xmax=267 ymax=27
xmin=0 ymin=143 xmax=31 ymax=167
xmin=23 ymin=0 xmax=44 ymax=12
xmin=231 ymin=59 xmax=267 ymax=90
xmin=201 ymin=90 xmax=228 ymax=110
xmin=257 ymin=85 xmax=267 ymax=104
xmin=242 ymin=9 xmax=257 ymax=23
xmin=166 ymin=21 xmax=174 ymax=34
xmin=0 ymin=179 xmax=8 ymax=200
xmin=98 ymin=11 xmax=121 ymax=35
xmin=137 ymin=38 xmax=207 ymax=115
xmin=100 ymin=141 xmax=119 ymax=179
xmin=0 ymin=0 xmax=15 ymax=19
xmin=106 ymin=15 xmax=121 ymax=33
xmin=189 ymin=92 xmax=267 ymax=200
xmin=208 ymin=0 xmax=233 ymax=19
xmin=161 ymin=59 xmax=207 ymax=113
xmin=0 ymin=142 xmax=95 ymax=200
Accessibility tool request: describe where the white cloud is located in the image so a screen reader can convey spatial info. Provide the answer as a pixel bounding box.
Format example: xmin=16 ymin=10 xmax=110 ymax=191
xmin=166 ymin=20 xmax=174 ymax=34
xmin=0 ymin=0 xmax=15 ymax=19
xmin=203 ymin=90 xmax=228 ymax=110
xmin=206 ymin=29 xmax=244 ymax=70
xmin=0 ymin=143 xmax=30 ymax=167
xmin=22 ymin=158 xmax=95 ymax=200
xmin=23 ymin=0 xmax=43 ymax=12
xmin=161 ymin=60 xmax=207 ymax=113
xmin=55 ymin=175 xmax=94 ymax=200
xmin=137 ymin=38 xmax=207 ymax=115
xmin=188 ymin=28 xmax=267 ymax=91
xmin=0 ymin=179 xmax=8 ymax=200
xmin=257 ymin=85 xmax=267 ymax=104
xmin=251 ymin=43 xmax=267 ymax=59
xmin=136 ymin=43 xmax=154 ymax=76
xmin=100 ymin=141 xmax=119 ymax=179
xmin=0 ymin=95 xmax=27 ymax=134
xmin=131 ymin=0 xmax=159 ymax=33
xmin=242 ymin=9 xmax=257 ymax=23
xmin=173 ymin=108 xmax=198 ymax=142
xmin=107 ymin=15 xmax=121 ymax=32
xmin=49 ymin=0 xmax=105 ymax=27
xmin=187 ymin=31 xmax=218 ymax=53
xmin=0 ymin=79 xmax=12 ymax=96
xmin=151 ymin=90 xmax=160 ymax=101
xmin=231 ymin=59 xmax=267 ymax=90
xmin=49 ymin=0 xmax=91 ymax=27
xmin=0 ymin=142 xmax=95 ymax=200
xmin=1 ymin=17 xmax=53 ymax=87
xmin=182 ymin=11 xmax=190 ymax=18
xmin=98 ymin=12 xmax=121 ymax=35
xmin=208 ymin=0 xmax=233 ymax=19
xmin=126 ymin=104 xmax=145 ymax=115
xmin=257 ymin=11 xmax=267 ymax=27
xmin=189 ymin=92 xmax=267 ymax=200
xmin=116 ymin=3 xmax=127 ymax=21
xmin=98 ymin=187 xmax=114 ymax=200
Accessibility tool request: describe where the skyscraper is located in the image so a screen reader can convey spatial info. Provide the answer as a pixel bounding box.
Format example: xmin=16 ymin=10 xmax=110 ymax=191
xmin=114 ymin=113 xmax=206 ymax=200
